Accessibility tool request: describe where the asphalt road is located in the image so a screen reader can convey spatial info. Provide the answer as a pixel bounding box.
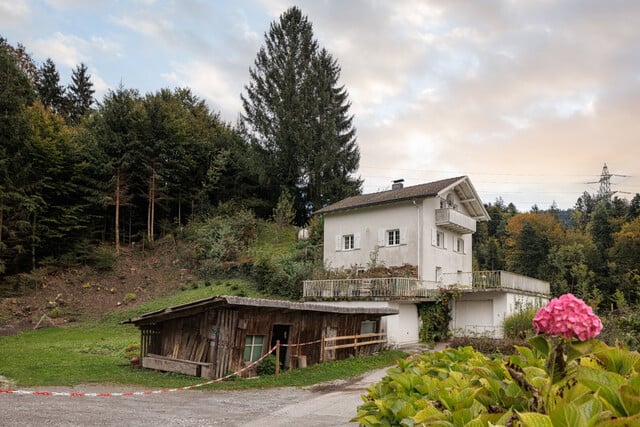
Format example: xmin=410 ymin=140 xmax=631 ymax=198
xmin=1 ymin=368 xmax=389 ymax=427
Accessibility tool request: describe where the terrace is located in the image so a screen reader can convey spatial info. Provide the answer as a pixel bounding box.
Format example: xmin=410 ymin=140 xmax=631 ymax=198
xmin=302 ymin=270 xmax=550 ymax=301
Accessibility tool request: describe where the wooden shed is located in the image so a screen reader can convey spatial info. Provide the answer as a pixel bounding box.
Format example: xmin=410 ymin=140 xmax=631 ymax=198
xmin=124 ymin=296 xmax=398 ymax=378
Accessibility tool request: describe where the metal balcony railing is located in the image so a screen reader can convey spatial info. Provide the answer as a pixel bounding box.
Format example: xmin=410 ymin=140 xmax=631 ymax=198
xmin=302 ymin=277 xmax=438 ymax=300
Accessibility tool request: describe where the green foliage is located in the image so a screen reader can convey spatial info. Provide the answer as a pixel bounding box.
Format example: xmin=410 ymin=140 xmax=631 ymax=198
xmin=503 ymin=306 xmax=538 ymax=339
xmin=353 ymin=338 xmax=640 ymax=426
xmin=418 ymin=289 xmax=457 ymax=343
xmin=241 ymin=6 xmax=361 ymax=225
xmin=124 ymin=293 xmax=137 ymax=303
xmin=91 ymin=246 xmax=116 ymax=272
xmin=256 ymin=354 xmax=277 ymax=376
xmin=186 ymin=210 xmax=257 ymax=275
xmin=599 ymin=307 xmax=640 ymax=351
xmin=251 ymin=250 xmax=313 ymax=299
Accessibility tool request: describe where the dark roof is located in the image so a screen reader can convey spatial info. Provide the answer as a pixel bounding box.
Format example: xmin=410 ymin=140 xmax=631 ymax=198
xmin=315 ymin=176 xmax=465 ymax=215
xmin=124 ymin=296 xmax=399 ymax=325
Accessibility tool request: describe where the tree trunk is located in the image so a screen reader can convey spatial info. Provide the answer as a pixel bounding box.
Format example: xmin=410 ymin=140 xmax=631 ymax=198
xmin=147 ymin=164 xmax=156 ymax=243
xmin=31 ymin=211 xmax=36 ymax=272
xmin=115 ymin=169 xmax=121 ymax=255
xmin=0 ymin=203 xmax=3 ymax=245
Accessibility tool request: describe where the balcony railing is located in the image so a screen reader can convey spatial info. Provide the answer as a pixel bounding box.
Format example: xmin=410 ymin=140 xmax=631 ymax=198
xmin=435 ymin=208 xmax=476 ymax=234
xmin=303 ymin=270 xmax=550 ymax=301
xmin=440 ymin=270 xmax=550 ymax=296
xmin=303 ymin=277 xmax=438 ymax=300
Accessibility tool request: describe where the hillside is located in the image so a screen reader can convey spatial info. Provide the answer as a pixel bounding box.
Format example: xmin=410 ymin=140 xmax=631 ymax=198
xmin=0 ymin=238 xmax=207 ymax=336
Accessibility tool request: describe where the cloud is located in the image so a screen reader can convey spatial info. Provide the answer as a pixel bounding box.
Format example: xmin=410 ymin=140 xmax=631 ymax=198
xmin=162 ymin=60 xmax=244 ymax=121
xmin=0 ymin=0 xmax=30 ymax=27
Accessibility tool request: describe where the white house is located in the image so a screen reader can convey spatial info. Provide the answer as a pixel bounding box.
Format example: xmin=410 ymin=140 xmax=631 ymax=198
xmin=303 ymin=176 xmax=550 ymax=345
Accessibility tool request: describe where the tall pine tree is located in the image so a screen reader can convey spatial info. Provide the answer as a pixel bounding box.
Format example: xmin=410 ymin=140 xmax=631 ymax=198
xmin=241 ymin=6 xmax=361 ymax=225
xmin=67 ymin=63 xmax=95 ymax=125
xmin=36 ymin=58 xmax=66 ymax=115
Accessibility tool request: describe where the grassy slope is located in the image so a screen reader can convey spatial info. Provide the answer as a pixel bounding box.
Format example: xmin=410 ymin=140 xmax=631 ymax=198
xmin=0 ymin=226 xmax=407 ymax=388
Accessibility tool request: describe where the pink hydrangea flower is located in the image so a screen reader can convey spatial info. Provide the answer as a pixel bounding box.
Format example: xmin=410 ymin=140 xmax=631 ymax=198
xmin=532 ymin=294 xmax=603 ymax=341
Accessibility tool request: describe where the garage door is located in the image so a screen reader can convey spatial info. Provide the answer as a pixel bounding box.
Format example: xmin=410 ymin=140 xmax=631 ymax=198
xmin=454 ymin=300 xmax=494 ymax=337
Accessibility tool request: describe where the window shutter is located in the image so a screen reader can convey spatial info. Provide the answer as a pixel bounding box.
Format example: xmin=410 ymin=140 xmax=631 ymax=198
xmin=431 ymin=229 xmax=437 ymax=246
xmin=335 ymin=235 xmax=342 ymax=251
xmin=443 ymin=232 xmax=448 ymax=249
xmin=400 ymin=227 xmax=407 ymax=245
xmin=378 ymin=229 xmax=385 ymax=247
xmin=354 ymin=232 xmax=361 ymax=249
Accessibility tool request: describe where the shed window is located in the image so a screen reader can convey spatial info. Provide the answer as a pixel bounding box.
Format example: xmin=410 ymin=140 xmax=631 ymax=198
xmin=361 ymin=320 xmax=377 ymax=335
xmin=244 ymin=335 xmax=264 ymax=362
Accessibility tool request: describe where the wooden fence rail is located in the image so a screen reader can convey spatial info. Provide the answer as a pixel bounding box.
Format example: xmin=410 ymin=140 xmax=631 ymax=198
xmin=320 ymin=332 xmax=386 ymax=362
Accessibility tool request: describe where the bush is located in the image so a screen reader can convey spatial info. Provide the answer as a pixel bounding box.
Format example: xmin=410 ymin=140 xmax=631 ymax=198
xmin=599 ymin=307 xmax=640 ymax=351
xmin=503 ymin=306 xmax=538 ymax=339
xmin=256 ymin=354 xmax=277 ymax=376
xmin=251 ymin=251 xmax=312 ymax=299
xmin=353 ymin=339 xmax=640 ymax=426
xmin=91 ymin=246 xmax=116 ymax=272
xmin=124 ymin=293 xmax=137 ymax=303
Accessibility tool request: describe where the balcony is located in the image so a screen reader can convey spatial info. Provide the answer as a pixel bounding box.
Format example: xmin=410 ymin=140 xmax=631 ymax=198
xmin=303 ymin=271 xmax=550 ymax=301
xmin=435 ymin=208 xmax=476 ymax=234
xmin=302 ymin=277 xmax=438 ymax=301
xmin=440 ymin=270 xmax=550 ymax=297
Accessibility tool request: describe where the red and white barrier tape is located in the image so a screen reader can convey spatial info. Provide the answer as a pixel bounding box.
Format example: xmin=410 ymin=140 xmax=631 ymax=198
xmin=0 ymin=346 xmax=277 ymax=397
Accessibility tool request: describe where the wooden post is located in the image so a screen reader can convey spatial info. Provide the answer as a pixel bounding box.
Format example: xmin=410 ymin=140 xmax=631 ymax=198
xmin=275 ymin=340 xmax=280 ymax=377
xmin=354 ymin=335 xmax=359 ymax=357
xmin=320 ymin=336 xmax=325 ymax=363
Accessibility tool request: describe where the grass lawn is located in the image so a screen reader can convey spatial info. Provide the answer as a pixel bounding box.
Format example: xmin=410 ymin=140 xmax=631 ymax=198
xmin=0 ymin=281 xmax=407 ymax=389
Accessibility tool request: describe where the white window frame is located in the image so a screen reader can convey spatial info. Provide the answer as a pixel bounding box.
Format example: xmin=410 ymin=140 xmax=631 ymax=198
xmin=344 ymin=234 xmax=354 ymax=250
xmin=387 ymin=229 xmax=400 ymax=246
xmin=455 ymin=237 xmax=465 ymax=254
xmin=436 ymin=231 xmax=445 ymax=248
xmin=243 ymin=335 xmax=264 ymax=362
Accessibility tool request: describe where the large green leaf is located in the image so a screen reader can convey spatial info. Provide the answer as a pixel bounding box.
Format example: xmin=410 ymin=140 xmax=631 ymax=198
xmin=529 ymin=335 xmax=551 ymax=357
xmin=549 ymin=403 xmax=587 ymax=427
xmin=517 ymin=412 xmax=554 ymax=427
xmin=578 ymin=367 xmax=627 ymax=416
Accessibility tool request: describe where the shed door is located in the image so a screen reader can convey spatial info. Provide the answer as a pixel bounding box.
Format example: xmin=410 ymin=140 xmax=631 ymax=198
xmin=271 ymin=324 xmax=290 ymax=369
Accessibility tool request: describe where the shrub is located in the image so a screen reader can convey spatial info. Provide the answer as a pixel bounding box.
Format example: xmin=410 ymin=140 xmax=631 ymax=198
xmin=256 ymin=354 xmax=277 ymax=376
xmin=91 ymin=246 xmax=116 ymax=272
xmin=124 ymin=293 xmax=137 ymax=303
xmin=503 ymin=306 xmax=538 ymax=339
xmin=251 ymin=252 xmax=312 ymax=299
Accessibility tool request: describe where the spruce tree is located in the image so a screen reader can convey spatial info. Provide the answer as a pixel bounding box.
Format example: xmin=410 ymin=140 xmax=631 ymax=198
xmin=241 ymin=6 xmax=361 ymax=225
xmin=67 ymin=63 xmax=95 ymax=124
xmin=36 ymin=58 xmax=66 ymax=115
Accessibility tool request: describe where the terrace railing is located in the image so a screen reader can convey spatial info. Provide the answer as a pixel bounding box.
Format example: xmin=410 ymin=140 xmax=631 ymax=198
xmin=440 ymin=270 xmax=550 ymax=296
xmin=302 ymin=277 xmax=438 ymax=300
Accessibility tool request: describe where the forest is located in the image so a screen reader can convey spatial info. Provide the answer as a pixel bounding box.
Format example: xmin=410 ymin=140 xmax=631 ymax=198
xmin=1 ymin=6 xmax=639 ymax=312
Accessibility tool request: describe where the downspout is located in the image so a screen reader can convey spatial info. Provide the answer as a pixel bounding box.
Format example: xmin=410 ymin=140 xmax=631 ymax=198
xmin=413 ymin=199 xmax=422 ymax=284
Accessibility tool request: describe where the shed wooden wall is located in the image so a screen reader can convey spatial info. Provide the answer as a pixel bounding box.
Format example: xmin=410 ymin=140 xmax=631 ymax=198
xmin=141 ymin=306 xmax=382 ymax=378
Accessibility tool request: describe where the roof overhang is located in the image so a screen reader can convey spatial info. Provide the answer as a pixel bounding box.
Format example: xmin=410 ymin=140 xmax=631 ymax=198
xmin=438 ymin=176 xmax=490 ymax=221
xmin=123 ymin=296 xmax=399 ymax=326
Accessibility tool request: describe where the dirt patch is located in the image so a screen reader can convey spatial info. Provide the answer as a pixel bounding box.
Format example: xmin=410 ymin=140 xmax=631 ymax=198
xmin=0 ymin=239 xmax=198 ymax=336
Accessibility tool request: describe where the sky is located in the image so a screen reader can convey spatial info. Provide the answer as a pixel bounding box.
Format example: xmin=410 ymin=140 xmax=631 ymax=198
xmin=1 ymin=0 xmax=639 ymax=212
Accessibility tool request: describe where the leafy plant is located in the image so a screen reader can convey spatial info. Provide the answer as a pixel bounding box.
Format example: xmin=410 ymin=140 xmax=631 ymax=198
xmin=256 ymin=354 xmax=278 ymax=376
xmin=417 ymin=288 xmax=458 ymax=343
xmin=355 ymin=294 xmax=640 ymax=426
xmin=503 ymin=306 xmax=537 ymax=339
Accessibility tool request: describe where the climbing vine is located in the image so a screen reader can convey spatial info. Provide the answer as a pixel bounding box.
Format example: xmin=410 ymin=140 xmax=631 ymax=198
xmin=418 ymin=288 xmax=460 ymax=343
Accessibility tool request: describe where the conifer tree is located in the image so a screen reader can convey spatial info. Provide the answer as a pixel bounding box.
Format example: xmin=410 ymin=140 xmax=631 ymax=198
xmin=36 ymin=58 xmax=66 ymax=115
xmin=67 ymin=63 xmax=95 ymax=124
xmin=241 ymin=6 xmax=361 ymax=225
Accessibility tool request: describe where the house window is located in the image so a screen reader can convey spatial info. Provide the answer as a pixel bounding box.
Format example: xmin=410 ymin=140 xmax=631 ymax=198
xmin=455 ymin=238 xmax=464 ymax=253
xmin=343 ymin=234 xmax=354 ymax=250
xmin=387 ymin=229 xmax=400 ymax=246
xmin=436 ymin=231 xmax=445 ymax=248
xmin=361 ymin=320 xmax=377 ymax=335
xmin=243 ymin=335 xmax=264 ymax=362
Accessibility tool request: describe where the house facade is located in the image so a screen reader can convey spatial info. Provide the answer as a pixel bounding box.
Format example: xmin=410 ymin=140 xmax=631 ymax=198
xmin=305 ymin=177 xmax=550 ymax=343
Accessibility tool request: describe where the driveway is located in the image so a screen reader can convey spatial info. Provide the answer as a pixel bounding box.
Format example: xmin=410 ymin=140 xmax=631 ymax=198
xmin=1 ymin=367 xmax=389 ymax=427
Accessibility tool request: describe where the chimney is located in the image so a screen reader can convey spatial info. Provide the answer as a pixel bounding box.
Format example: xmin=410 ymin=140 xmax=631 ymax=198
xmin=391 ymin=179 xmax=404 ymax=190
